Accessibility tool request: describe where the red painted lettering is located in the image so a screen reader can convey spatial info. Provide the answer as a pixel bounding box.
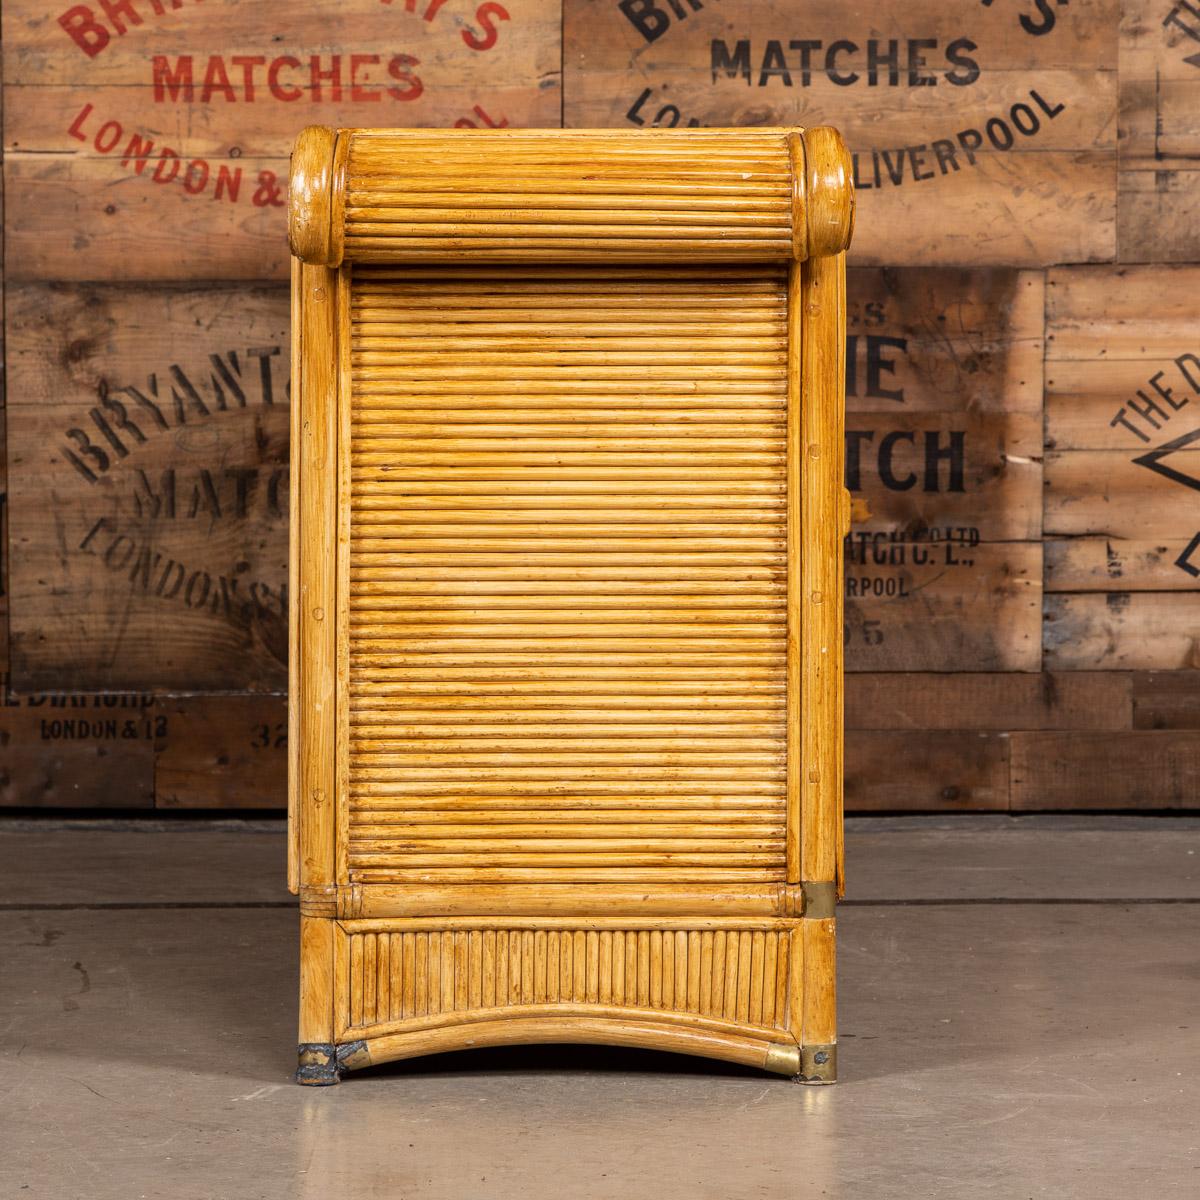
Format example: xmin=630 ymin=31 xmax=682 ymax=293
xmin=351 ymin=54 xmax=382 ymax=102
xmin=202 ymin=56 xmax=237 ymax=103
xmin=153 ymin=54 xmax=194 ymax=101
xmin=387 ymin=54 xmax=423 ymax=101
xmin=310 ymin=55 xmax=342 ymax=101
xmin=58 ymin=6 xmax=111 ymax=57
xmin=231 ymin=54 xmax=266 ymax=101
xmin=268 ymin=56 xmax=302 ymax=101
xmin=463 ymin=1 xmax=510 ymax=51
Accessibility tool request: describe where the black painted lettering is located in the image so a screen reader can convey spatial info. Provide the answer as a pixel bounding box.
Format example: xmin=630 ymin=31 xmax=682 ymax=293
xmin=924 ymin=431 xmax=965 ymax=492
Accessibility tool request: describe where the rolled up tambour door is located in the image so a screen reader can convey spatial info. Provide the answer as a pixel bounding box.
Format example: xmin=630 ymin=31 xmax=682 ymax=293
xmin=341 ymin=129 xmax=798 ymax=263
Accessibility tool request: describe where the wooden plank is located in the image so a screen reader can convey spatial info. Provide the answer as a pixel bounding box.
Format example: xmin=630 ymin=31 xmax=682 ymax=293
xmin=155 ymin=694 xmax=286 ymax=808
xmin=1118 ymin=0 xmax=1200 ymax=261
xmin=0 ymin=690 xmax=155 ymax=807
xmin=1045 ymin=537 xmax=1200 ymax=591
xmin=845 ymin=672 xmax=1131 ymax=731
xmin=5 ymin=282 xmax=290 ymax=691
xmin=843 ymin=268 xmax=1043 ymax=672
xmin=0 ymin=388 xmax=8 ymax=686
xmin=1011 ymin=731 xmax=1200 ymax=809
xmin=563 ymin=0 xmax=1117 ymax=266
xmin=2 ymin=0 xmax=562 ymax=281
xmin=0 ymin=690 xmax=286 ymax=808
xmin=844 ymin=730 xmax=1009 ymax=812
xmin=1044 ymin=594 xmax=1200 ymax=671
xmin=845 ymin=540 xmax=1042 ymax=673
xmin=1132 ymin=671 xmax=1200 ymax=730
xmin=1045 ymin=266 xmax=1200 ymax=602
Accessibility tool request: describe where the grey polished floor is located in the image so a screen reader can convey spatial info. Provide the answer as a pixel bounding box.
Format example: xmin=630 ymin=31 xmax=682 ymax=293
xmin=3 ymin=816 xmax=1198 ymax=1199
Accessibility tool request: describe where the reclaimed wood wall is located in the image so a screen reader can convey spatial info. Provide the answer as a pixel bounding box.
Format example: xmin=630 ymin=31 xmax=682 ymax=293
xmin=2 ymin=0 xmax=1198 ymax=812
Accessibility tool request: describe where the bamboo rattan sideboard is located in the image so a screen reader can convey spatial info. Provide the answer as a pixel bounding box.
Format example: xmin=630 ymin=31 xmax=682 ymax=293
xmin=287 ymin=125 xmax=854 ymax=1084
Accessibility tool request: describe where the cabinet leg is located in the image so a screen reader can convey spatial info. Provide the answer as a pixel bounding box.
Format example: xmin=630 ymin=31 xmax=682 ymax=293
xmin=297 ymin=916 xmax=336 ymax=1085
xmin=796 ymin=1043 xmax=837 ymax=1084
xmin=296 ymin=1043 xmax=340 ymax=1086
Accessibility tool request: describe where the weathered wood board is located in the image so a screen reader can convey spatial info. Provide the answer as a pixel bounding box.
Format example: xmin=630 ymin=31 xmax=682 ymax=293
xmin=1132 ymin=670 xmax=1200 ymax=729
xmin=2 ymin=0 xmax=562 ymax=280
xmin=1045 ymin=265 xmax=1200 ymax=654
xmin=154 ymin=693 xmax=286 ymax=807
xmin=1011 ymin=730 xmax=1200 ymax=808
xmin=1045 ymin=593 xmax=1200 ymax=671
xmin=564 ymin=0 xmax=1118 ymax=265
xmin=845 ymin=730 xmax=1010 ymax=811
xmin=845 ymin=671 xmax=1132 ymax=731
xmin=1118 ymin=0 xmax=1200 ymax=261
xmin=0 ymin=689 xmax=286 ymax=808
xmin=843 ymin=268 xmax=1042 ymax=671
xmin=845 ymin=541 xmax=1042 ymax=673
xmin=6 ymin=282 xmax=291 ymax=691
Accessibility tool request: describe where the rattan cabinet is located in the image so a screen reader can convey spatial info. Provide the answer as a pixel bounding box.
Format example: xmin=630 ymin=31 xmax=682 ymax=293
xmin=287 ymin=125 xmax=854 ymax=1084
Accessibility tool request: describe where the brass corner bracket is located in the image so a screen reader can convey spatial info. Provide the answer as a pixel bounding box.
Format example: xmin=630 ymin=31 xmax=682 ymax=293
xmin=801 ymin=880 xmax=838 ymax=919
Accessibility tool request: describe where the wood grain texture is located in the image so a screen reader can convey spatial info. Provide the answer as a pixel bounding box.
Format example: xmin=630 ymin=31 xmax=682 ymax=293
xmin=1045 ymin=265 xmax=1200 ymax=667
xmin=563 ymin=0 xmax=1117 ymax=266
xmin=0 ymin=690 xmax=285 ymax=809
xmin=845 ymin=729 xmax=1010 ymax=812
xmin=1118 ymin=0 xmax=1200 ymax=261
xmin=291 ymin=125 xmax=851 ymax=1078
xmin=1011 ymin=730 xmax=1200 ymax=809
xmin=2 ymin=0 xmax=562 ymax=281
xmin=5 ymin=281 xmax=290 ymax=692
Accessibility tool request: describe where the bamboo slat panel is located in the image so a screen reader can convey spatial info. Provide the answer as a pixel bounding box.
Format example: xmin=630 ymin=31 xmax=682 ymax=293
xmin=345 ymin=264 xmax=789 ymax=885
xmin=342 ymin=926 xmax=792 ymax=1034
xmin=343 ymin=130 xmax=796 ymax=263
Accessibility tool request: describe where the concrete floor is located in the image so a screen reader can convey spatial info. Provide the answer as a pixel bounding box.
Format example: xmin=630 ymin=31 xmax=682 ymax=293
xmin=3 ymin=816 xmax=1198 ymax=1199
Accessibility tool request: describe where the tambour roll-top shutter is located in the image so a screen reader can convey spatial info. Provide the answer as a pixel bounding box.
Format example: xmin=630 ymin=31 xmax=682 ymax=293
xmin=346 ymin=262 xmax=789 ymax=885
xmin=288 ymin=124 xmax=853 ymax=899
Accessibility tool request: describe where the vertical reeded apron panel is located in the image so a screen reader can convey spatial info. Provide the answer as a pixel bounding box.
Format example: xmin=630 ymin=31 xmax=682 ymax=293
xmin=347 ymin=265 xmax=789 ymax=886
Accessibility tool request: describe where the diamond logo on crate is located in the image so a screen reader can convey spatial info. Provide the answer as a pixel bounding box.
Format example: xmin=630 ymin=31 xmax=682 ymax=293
xmin=4 ymin=0 xmax=563 ymax=280
xmin=1044 ymin=266 xmax=1200 ymax=671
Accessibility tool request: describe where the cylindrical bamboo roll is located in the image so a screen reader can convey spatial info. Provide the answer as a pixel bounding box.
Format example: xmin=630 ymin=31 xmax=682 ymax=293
xmin=288 ymin=127 xmax=854 ymax=266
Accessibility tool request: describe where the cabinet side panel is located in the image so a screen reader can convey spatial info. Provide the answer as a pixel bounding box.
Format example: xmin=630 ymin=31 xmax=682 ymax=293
xmin=298 ymin=263 xmax=339 ymax=890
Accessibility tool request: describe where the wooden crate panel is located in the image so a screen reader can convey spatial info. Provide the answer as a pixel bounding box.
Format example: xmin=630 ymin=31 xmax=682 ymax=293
xmin=847 ymin=269 xmax=1043 ymax=415
xmin=1132 ymin=671 xmax=1200 ymax=730
xmin=845 ymin=541 xmax=1042 ymax=673
xmin=1044 ymin=593 xmax=1200 ymax=671
xmin=1118 ymin=0 xmax=1200 ymax=261
xmin=2 ymin=0 xmax=561 ymax=281
xmin=155 ymin=693 xmax=286 ymax=808
xmin=6 ymin=282 xmax=290 ymax=691
xmin=0 ymin=691 xmax=156 ymax=807
xmin=845 ymin=672 xmax=1131 ymax=731
xmin=1011 ymin=730 xmax=1200 ymax=809
xmin=0 ymin=690 xmax=286 ymax=808
xmin=564 ymin=0 xmax=1117 ymax=265
xmin=1045 ymin=537 xmax=1200 ymax=591
xmin=1045 ymin=265 xmax=1200 ymax=609
xmin=846 ymin=269 xmax=1042 ymax=538
xmin=844 ymin=730 xmax=1009 ymax=811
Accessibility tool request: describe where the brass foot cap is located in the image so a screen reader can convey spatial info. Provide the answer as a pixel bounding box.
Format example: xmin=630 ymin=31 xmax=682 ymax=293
xmin=796 ymin=1043 xmax=837 ymax=1084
